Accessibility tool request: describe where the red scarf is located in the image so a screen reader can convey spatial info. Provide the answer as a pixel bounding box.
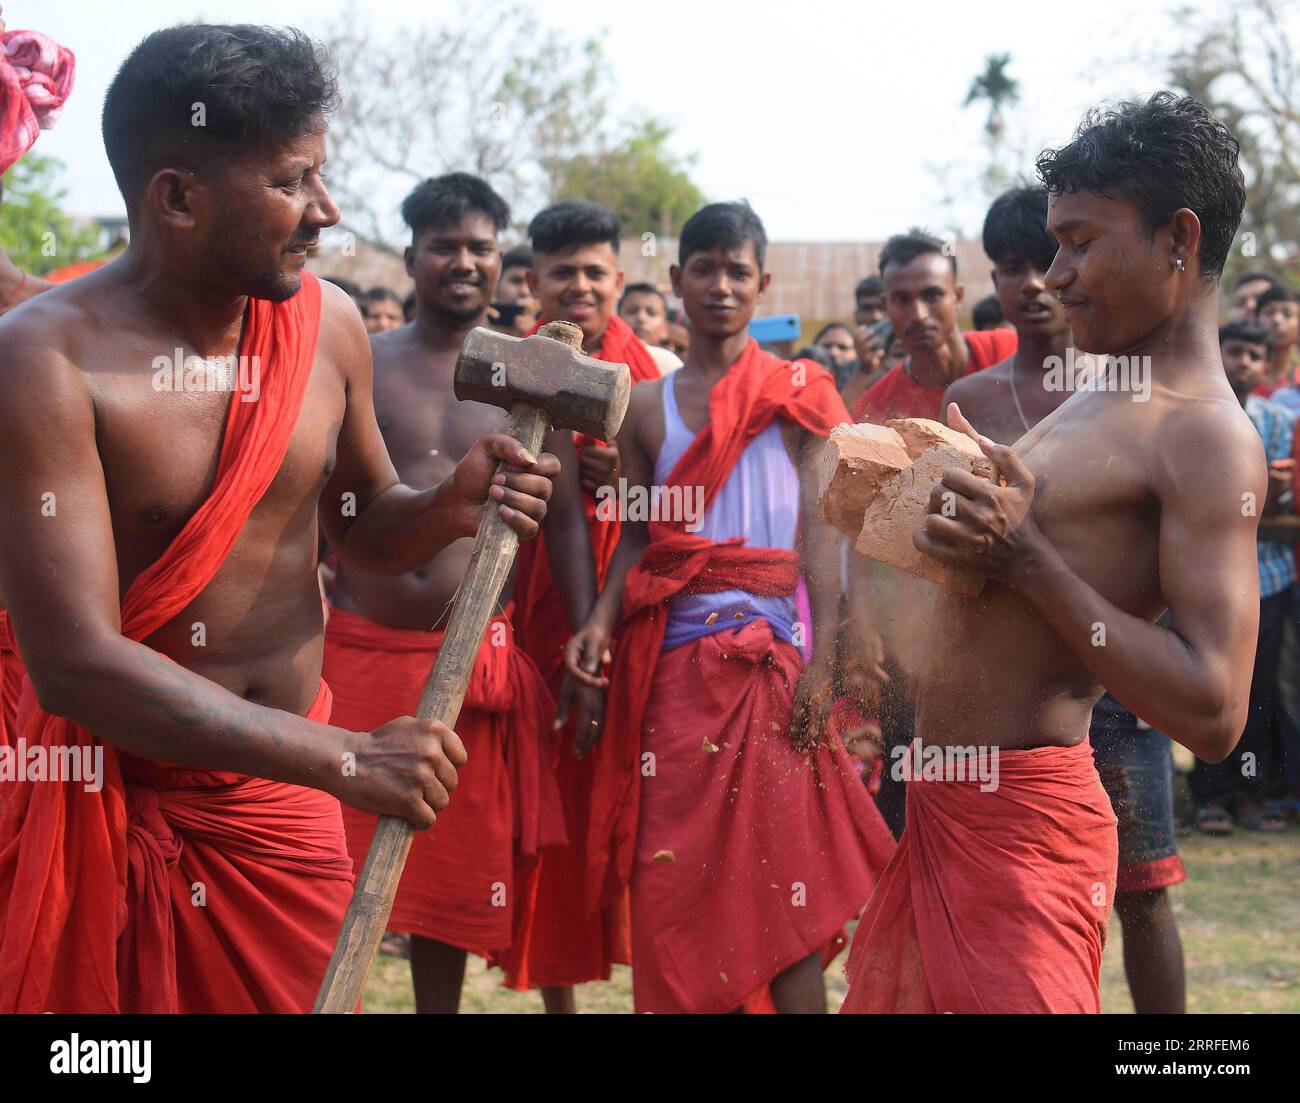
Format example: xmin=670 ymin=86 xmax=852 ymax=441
xmin=586 ymin=340 xmax=849 ymax=911
xmin=0 ymin=273 xmax=322 ymax=1012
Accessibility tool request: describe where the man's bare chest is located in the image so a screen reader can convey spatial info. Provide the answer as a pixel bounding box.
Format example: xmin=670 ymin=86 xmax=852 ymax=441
xmin=89 ymin=357 xmax=345 ymax=571
xmin=1018 ymin=399 xmax=1160 ymax=587
xmin=373 ymin=372 xmax=505 ymax=490
xmin=1024 ymin=415 xmax=1144 ymax=513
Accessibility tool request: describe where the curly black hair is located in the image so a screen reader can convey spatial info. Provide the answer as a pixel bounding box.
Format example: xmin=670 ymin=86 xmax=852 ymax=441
xmin=103 ymin=24 xmax=339 ymax=202
xmin=1035 ymin=92 xmax=1245 ymax=279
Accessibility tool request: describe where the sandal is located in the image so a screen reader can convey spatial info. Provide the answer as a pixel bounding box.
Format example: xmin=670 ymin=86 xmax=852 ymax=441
xmin=1195 ymin=805 xmax=1234 ymax=836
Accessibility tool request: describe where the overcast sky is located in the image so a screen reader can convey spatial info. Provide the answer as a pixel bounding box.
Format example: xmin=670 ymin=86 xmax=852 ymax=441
xmin=23 ymin=0 xmax=1245 ymax=239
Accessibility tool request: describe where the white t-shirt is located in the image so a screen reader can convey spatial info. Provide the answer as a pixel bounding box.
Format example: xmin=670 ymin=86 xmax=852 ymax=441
xmin=647 ymin=343 xmax=682 ymax=376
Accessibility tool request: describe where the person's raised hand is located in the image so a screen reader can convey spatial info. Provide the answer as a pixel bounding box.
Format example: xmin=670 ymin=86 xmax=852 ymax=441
xmin=446 ymin=434 xmax=558 ymax=540
xmin=853 ymin=324 xmax=885 ymax=375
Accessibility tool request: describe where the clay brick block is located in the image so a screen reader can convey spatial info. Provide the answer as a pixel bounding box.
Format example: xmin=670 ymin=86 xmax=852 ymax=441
xmin=886 ymin=417 xmax=995 ymax=479
xmin=850 ymin=418 xmax=994 ymax=597
xmin=818 ymin=423 xmax=912 ymax=535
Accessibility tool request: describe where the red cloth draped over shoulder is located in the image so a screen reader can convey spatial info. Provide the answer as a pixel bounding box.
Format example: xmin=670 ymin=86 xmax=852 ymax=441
xmin=44 ymin=259 xmax=102 ymax=284
xmin=841 ymin=740 xmax=1118 ymax=1013
xmin=852 ymin=329 xmax=1017 ymax=423
xmin=589 ymin=341 xmax=850 ymax=913
xmin=511 ymin=314 xmax=662 ymax=685
xmin=0 ymin=272 xmax=324 ymax=1013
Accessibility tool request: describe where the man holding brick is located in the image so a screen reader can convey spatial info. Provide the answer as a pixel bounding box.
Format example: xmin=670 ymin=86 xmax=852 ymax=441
xmin=941 ymin=185 xmax=1189 ymax=1015
xmin=841 ymin=93 xmax=1263 ymax=1013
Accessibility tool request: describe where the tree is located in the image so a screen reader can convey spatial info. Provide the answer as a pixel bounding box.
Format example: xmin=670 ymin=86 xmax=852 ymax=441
xmin=1165 ymin=0 xmax=1300 ymax=280
xmin=960 ymin=53 xmax=1025 ymax=207
xmin=548 ymin=120 xmax=706 ymax=240
xmin=0 ymin=153 xmax=102 ymax=275
xmin=319 ymin=0 xmax=613 ymax=252
xmin=964 ymin=53 xmax=1020 ymax=145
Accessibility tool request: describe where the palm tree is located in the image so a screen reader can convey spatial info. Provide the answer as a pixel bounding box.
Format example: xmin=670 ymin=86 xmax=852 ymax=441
xmin=965 ymin=53 xmax=1020 ymax=145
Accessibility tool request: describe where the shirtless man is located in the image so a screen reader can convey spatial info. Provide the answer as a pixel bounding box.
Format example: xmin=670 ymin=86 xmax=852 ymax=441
xmin=843 ymin=92 xmax=1261 ymax=1013
xmin=324 ymin=172 xmax=588 ymax=1013
xmin=941 ymin=187 xmax=1070 ymax=442
xmin=943 ymin=185 xmax=1189 ymax=1015
xmin=0 ymin=24 xmax=556 ymax=1013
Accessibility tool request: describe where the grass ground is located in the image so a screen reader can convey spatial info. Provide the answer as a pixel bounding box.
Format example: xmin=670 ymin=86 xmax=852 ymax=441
xmin=362 ymin=824 xmax=1300 ymax=1014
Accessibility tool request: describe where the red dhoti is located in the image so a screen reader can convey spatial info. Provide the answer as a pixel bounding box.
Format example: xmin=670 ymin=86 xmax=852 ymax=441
xmin=841 ymin=739 xmax=1118 ymax=1014
xmin=324 ymin=607 xmax=563 ymax=955
xmin=497 ymin=542 xmax=633 ymax=986
xmin=584 ymin=341 xmax=896 ymax=1012
xmin=495 ymin=735 xmax=633 ymax=987
xmin=632 ymin=621 xmax=897 ymax=1013
xmin=122 ymin=680 xmax=353 ymax=1012
xmin=0 ymin=273 xmax=335 ymax=1012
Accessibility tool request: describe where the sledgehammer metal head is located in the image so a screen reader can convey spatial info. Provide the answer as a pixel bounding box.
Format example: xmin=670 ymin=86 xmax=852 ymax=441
xmin=453 ymin=321 xmax=631 ymax=440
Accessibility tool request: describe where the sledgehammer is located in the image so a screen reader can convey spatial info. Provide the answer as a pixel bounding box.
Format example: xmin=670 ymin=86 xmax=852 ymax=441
xmin=314 ymin=320 xmax=630 ymax=1013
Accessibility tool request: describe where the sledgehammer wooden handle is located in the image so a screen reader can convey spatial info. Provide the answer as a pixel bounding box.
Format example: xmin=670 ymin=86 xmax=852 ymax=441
xmin=314 ymin=402 xmax=549 ymax=1014
xmin=314 ymin=321 xmax=605 ymax=1014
